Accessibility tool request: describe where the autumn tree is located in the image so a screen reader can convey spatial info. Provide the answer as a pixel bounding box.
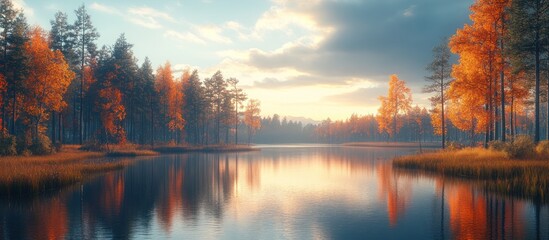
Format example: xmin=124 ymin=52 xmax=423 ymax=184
xmin=98 ymin=76 xmax=126 ymax=145
xmin=244 ymin=99 xmax=261 ymax=145
xmin=450 ymin=0 xmax=510 ymax=145
xmin=21 ymin=27 xmax=74 ymax=139
xmin=50 ymin=11 xmax=76 ymax=144
xmin=111 ymin=34 xmax=139 ymax=142
xmin=424 ymin=39 xmax=452 ymax=148
xmin=376 ymin=74 xmax=412 ymax=140
xmin=155 ymin=62 xmax=184 ymax=143
xmin=94 ymin=49 xmax=125 ymax=145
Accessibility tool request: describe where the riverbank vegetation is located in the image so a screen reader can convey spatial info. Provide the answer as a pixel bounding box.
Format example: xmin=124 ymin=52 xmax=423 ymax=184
xmin=0 ymin=143 xmax=255 ymax=197
xmin=0 ymin=145 xmax=123 ymax=197
xmin=394 ymin=138 xmax=549 ymax=202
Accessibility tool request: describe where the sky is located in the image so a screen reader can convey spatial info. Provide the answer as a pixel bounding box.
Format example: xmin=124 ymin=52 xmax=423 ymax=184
xmin=15 ymin=0 xmax=473 ymax=121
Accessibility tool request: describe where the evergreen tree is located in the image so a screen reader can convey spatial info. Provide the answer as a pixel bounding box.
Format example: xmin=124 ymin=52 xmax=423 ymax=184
xmin=508 ymin=0 xmax=549 ymax=142
xmin=424 ymin=39 xmax=452 ymax=148
xmin=73 ymin=4 xmax=99 ymax=144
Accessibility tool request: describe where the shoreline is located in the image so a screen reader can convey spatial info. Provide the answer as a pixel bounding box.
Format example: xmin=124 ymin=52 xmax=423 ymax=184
xmin=0 ymin=144 xmax=258 ymax=198
xmin=393 ymin=148 xmax=549 ymax=204
xmin=342 ymin=141 xmax=441 ymax=148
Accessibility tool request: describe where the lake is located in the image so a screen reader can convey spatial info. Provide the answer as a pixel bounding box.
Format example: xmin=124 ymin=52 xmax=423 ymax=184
xmin=1 ymin=145 xmax=548 ymax=239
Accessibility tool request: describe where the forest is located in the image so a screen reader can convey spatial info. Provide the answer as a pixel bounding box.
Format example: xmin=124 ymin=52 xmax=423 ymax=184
xmin=0 ymin=1 xmax=262 ymax=155
xmin=0 ymin=0 xmax=548 ymax=155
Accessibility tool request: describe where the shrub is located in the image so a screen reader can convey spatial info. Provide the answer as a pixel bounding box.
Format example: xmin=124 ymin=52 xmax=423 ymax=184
xmin=79 ymin=140 xmax=107 ymax=152
xmin=446 ymin=141 xmax=463 ymax=151
xmin=504 ymin=135 xmax=535 ymax=159
xmin=536 ymin=141 xmax=549 ymax=157
xmin=20 ymin=149 xmax=32 ymax=157
xmin=0 ymin=132 xmax=17 ymax=156
xmin=16 ymin=133 xmax=32 ymax=155
xmin=488 ymin=140 xmax=506 ymax=151
xmin=30 ymin=134 xmax=54 ymax=155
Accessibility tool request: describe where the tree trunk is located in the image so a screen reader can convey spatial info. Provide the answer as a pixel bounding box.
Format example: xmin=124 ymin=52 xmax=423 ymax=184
xmin=151 ymin=103 xmax=155 ymax=146
xmin=11 ymin=93 xmax=16 ymax=135
xmin=534 ymin=29 xmax=540 ymax=143
xmin=500 ymin=17 xmax=506 ymax=142
xmin=441 ymin=78 xmax=445 ymax=149
xmin=52 ymin=111 xmax=56 ymax=144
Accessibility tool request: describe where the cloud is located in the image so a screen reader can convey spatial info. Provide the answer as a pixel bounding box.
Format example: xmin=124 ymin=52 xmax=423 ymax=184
xmin=224 ymin=21 xmax=255 ymax=41
xmin=201 ymin=0 xmax=472 ymax=117
xmin=252 ymin=75 xmax=371 ymax=89
xmin=127 ymin=7 xmax=175 ymax=29
xmin=220 ymin=0 xmax=471 ymax=87
xmin=323 ymin=87 xmax=385 ymax=106
xmin=90 ymin=2 xmax=121 ymax=16
xmin=193 ymin=24 xmax=232 ymax=44
xmin=164 ymin=30 xmax=206 ymax=45
xmin=403 ymin=5 xmax=416 ymax=17
xmin=90 ymin=3 xmax=176 ymax=30
xmin=12 ymin=0 xmax=33 ymax=17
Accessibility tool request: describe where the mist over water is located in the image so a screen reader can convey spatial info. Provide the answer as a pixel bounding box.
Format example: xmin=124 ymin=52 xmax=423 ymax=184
xmin=1 ymin=146 xmax=547 ymax=239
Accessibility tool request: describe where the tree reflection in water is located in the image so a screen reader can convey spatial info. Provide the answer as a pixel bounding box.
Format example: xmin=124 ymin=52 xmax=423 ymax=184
xmin=0 ymin=147 xmax=547 ymax=239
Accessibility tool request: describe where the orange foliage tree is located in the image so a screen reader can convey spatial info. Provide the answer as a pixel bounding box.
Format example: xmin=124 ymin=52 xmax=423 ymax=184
xmin=376 ymin=74 xmax=412 ymax=140
xmin=98 ymin=71 xmax=126 ymax=145
xmin=22 ymin=27 xmax=74 ymax=139
xmin=155 ymin=62 xmax=185 ymax=143
xmin=449 ymin=0 xmax=510 ymax=145
xmin=244 ymin=99 xmax=261 ymax=145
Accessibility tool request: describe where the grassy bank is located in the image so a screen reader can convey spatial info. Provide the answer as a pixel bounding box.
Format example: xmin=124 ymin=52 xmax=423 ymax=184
xmin=343 ymin=141 xmax=441 ymax=148
xmin=153 ymin=144 xmax=258 ymax=154
xmin=0 ymin=144 xmax=257 ymax=197
xmin=393 ymin=148 xmax=549 ymax=203
xmin=0 ymin=145 xmax=121 ymax=197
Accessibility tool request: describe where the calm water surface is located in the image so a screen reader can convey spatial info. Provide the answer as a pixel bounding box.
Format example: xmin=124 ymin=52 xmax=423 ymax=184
xmin=1 ymin=145 xmax=548 ymax=239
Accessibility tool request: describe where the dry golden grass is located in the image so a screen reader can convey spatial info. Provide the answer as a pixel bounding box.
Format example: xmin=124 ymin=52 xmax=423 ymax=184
xmin=106 ymin=149 xmax=158 ymax=157
xmin=0 ymin=143 xmax=257 ymax=197
xmin=393 ymin=147 xmax=549 ymax=203
xmin=0 ymin=145 xmax=129 ymax=197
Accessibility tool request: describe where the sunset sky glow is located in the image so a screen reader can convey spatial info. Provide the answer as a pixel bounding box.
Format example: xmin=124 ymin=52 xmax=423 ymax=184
xmin=18 ymin=0 xmax=473 ymax=120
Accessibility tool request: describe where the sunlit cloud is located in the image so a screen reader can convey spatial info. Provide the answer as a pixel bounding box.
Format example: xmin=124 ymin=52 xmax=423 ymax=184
xmin=90 ymin=3 xmax=176 ymax=30
xmin=12 ymin=0 xmax=33 ymax=17
xmin=403 ymin=5 xmax=416 ymax=17
xmin=90 ymin=2 xmax=121 ymax=16
xmin=172 ymin=63 xmax=201 ymax=75
xmin=193 ymin=24 xmax=232 ymax=44
xmin=126 ymin=7 xmax=175 ymax=29
xmin=164 ymin=30 xmax=207 ymax=45
xmin=224 ymin=21 xmax=254 ymax=41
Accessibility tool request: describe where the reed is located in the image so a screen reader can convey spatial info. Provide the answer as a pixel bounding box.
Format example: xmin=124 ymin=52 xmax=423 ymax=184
xmin=393 ymin=148 xmax=549 ymax=203
xmin=0 ymin=145 xmax=127 ymax=197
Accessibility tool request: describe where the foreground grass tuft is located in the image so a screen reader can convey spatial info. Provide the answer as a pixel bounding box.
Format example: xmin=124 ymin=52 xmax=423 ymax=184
xmin=0 ymin=145 xmax=128 ymax=197
xmin=393 ymin=147 xmax=549 ymax=203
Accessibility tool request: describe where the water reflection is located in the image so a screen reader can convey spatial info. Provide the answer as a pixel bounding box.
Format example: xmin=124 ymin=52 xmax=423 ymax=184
xmin=0 ymin=146 xmax=548 ymax=239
